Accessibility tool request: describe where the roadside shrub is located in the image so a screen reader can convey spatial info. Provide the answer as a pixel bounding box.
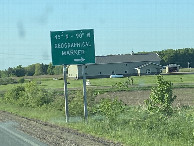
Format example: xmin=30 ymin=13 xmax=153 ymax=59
xmin=3 ymin=82 xmax=54 ymax=108
xmin=164 ymin=113 xmax=194 ymax=141
xmin=97 ymin=98 xmax=125 ymax=126
xmin=22 ymin=82 xmax=53 ymax=107
xmin=0 ymin=78 xmax=17 ymax=85
xmin=4 ymin=85 xmax=25 ymax=104
xmin=50 ymin=95 xmax=64 ymax=111
xmin=68 ymin=91 xmax=84 ymax=116
xmin=126 ymin=109 xmax=194 ymax=144
xmin=3 ymin=83 xmax=97 ymax=114
xmin=145 ymin=75 xmax=177 ymax=115
xmin=112 ymin=77 xmax=133 ymax=89
xmin=68 ymin=89 xmax=96 ymax=117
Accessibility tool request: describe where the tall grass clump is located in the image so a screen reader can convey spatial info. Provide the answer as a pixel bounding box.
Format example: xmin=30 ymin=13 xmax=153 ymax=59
xmin=3 ymin=82 xmax=54 ymax=108
xmin=1 ymin=83 xmax=97 ymax=116
xmin=67 ymin=89 xmax=97 ymax=117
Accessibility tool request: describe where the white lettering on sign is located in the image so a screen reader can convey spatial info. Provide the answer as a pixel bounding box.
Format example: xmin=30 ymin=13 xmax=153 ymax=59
xmin=62 ymin=50 xmax=85 ymax=56
xmin=54 ymin=31 xmax=92 ymax=40
xmin=74 ymin=57 xmax=85 ymax=62
xmin=55 ymin=42 xmax=91 ymax=49
xmin=65 ymin=34 xmax=68 ymax=39
xmin=87 ymin=32 xmax=90 ymax=37
xmin=76 ymin=31 xmax=84 ymax=39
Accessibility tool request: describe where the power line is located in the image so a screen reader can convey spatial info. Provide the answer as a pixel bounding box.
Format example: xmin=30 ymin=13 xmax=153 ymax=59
xmin=0 ymin=53 xmax=51 ymax=58
xmin=0 ymin=53 xmax=42 ymax=56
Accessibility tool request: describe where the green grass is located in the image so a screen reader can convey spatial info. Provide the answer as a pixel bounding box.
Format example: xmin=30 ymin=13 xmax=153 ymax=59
xmin=0 ymin=84 xmax=19 ymax=94
xmin=179 ymin=68 xmax=194 ymax=72
xmin=1 ymin=74 xmax=194 ymax=107
xmin=0 ymin=74 xmax=194 ymax=146
xmin=1 ymin=73 xmax=194 ymax=145
xmin=1 ymin=74 xmax=194 ymax=94
xmin=0 ymin=102 xmax=65 ymax=122
xmin=89 ymin=74 xmax=194 ymax=87
xmin=1 ymin=102 xmax=194 ymax=146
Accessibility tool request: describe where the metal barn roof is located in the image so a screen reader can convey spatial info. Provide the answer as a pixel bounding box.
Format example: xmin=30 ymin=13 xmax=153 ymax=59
xmin=95 ymin=53 xmax=161 ymax=64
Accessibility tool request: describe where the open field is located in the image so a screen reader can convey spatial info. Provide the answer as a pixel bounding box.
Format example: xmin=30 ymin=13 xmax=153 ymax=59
xmin=1 ymin=76 xmax=194 ymax=107
xmin=179 ymin=68 xmax=194 ymax=72
xmin=1 ymin=73 xmax=194 ymax=90
xmin=96 ymin=88 xmax=194 ymax=106
xmin=1 ymin=73 xmax=194 ymax=112
xmin=1 ymin=73 xmax=194 ymax=102
xmin=1 ymin=73 xmax=194 ymax=145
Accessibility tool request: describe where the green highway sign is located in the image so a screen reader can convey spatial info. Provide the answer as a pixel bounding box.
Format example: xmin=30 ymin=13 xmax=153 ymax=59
xmin=50 ymin=29 xmax=95 ymax=65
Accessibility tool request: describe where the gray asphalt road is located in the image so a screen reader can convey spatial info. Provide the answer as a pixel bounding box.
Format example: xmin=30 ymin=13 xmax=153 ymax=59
xmin=0 ymin=121 xmax=47 ymax=146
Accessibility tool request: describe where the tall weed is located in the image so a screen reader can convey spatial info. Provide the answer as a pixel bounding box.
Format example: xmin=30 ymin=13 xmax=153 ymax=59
xmin=3 ymin=82 xmax=54 ymax=108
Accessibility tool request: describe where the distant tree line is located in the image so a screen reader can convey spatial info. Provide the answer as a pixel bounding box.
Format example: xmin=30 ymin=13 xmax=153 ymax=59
xmin=0 ymin=63 xmax=63 ymax=78
xmin=155 ymin=48 xmax=194 ymax=68
xmin=138 ymin=48 xmax=194 ymax=68
xmin=1 ymin=48 xmax=194 ymax=78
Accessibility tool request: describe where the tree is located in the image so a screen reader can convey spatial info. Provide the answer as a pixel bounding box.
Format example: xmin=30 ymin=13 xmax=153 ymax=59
xmin=7 ymin=67 xmax=15 ymax=77
xmin=157 ymin=48 xmax=194 ymax=68
xmin=0 ymin=70 xmax=9 ymax=78
xmin=145 ymin=75 xmax=177 ymax=115
xmin=42 ymin=63 xmax=48 ymax=75
xmin=47 ymin=63 xmax=54 ymax=75
xmin=25 ymin=64 xmax=35 ymax=76
xmin=34 ymin=63 xmax=44 ymax=76
xmin=15 ymin=65 xmax=25 ymax=77
xmin=53 ymin=66 xmax=63 ymax=75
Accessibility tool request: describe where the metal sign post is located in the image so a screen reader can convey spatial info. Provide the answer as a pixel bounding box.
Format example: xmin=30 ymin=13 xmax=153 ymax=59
xmin=63 ymin=65 xmax=69 ymax=122
xmin=82 ymin=65 xmax=88 ymax=121
xmin=50 ymin=29 xmax=95 ymax=122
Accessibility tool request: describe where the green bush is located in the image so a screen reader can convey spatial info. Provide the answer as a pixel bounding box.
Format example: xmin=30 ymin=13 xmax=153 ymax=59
xmin=124 ymin=109 xmax=194 ymax=145
xmin=112 ymin=77 xmax=132 ymax=89
xmin=3 ymin=83 xmax=97 ymax=114
xmin=0 ymin=78 xmax=17 ymax=85
xmin=97 ymin=98 xmax=125 ymax=125
xmin=4 ymin=85 xmax=25 ymax=104
xmin=49 ymin=92 xmax=64 ymax=111
xmin=3 ymin=82 xmax=54 ymax=108
xmin=68 ymin=91 xmax=84 ymax=116
xmin=68 ymin=89 xmax=96 ymax=117
xmin=145 ymin=75 xmax=177 ymax=115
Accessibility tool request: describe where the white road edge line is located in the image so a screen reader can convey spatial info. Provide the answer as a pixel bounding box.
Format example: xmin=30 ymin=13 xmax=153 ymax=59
xmin=0 ymin=124 xmax=40 ymax=146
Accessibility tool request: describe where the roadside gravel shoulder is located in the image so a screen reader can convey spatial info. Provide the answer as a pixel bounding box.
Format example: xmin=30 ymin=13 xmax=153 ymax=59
xmin=0 ymin=111 xmax=122 ymax=146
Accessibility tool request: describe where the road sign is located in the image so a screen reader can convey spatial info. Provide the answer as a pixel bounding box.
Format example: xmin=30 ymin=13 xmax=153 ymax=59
xmin=50 ymin=29 xmax=95 ymax=65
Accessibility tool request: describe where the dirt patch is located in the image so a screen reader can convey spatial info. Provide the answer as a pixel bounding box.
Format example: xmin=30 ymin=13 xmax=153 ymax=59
xmin=173 ymin=88 xmax=194 ymax=106
xmin=96 ymin=88 xmax=194 ymax=106
xmin=96 ymin=90 xmax=151 ymax=106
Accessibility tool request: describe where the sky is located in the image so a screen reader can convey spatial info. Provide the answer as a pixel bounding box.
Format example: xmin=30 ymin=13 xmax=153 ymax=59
xmin=0 ymin=0 xmax=194 ymax=70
